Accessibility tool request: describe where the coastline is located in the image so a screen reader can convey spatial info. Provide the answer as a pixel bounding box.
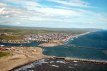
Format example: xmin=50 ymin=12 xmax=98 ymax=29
xmin=1 ymin=46 xmax=107 ymax=71
xmin=0 ymin=32 xmax=91 ymax=47
xmin=38 ymin=32 xmax=91 ymax=47
xmin=64 ymin=32 xmax=91 ymax=42
xmin=1 ymin=30 xmax=107 ymax=71
xmin=46 ymin=56 xmax=107 ymax=64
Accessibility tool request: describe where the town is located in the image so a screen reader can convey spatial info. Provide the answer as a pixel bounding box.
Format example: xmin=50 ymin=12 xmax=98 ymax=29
xmin=0 ymin=32 xmax=76 ymax=44
xmin=24 ymin=33 xmax=76 ymax=42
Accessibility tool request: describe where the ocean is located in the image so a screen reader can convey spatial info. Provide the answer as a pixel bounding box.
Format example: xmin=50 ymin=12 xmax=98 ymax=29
xmin=67 ymin=30 xmax=107 ymax=49
xmin=43 ymin=30 xmax=107 ymax=60
xmin=1 ymin=30 xmax=107 ymax=60
xmin=6 ymin=30 xmax=107 ymax=71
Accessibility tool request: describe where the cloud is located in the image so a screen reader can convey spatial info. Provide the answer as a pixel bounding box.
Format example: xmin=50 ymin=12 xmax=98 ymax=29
xmin=0 ymin=3 xmax=7 ymax=7
xmin=0 ymin=0 xmax=107 ymax=29
xmin=35 ymin=7 xmax=82 ymax=17
xmin=0 ymin=0 xmax=83 ymax=21
xmin=0 ymin=8 xmax=5 ymax=14
xmin=47 ymin=0 xmax=90 ymax=8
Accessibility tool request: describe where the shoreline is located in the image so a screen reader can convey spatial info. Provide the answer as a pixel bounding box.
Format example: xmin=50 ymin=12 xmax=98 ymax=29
xmin=64 ymin=32 xmax=91 ymax=43
xmin=0 ymin=46 xmax=107 ymax=71
xmin=1 ymin=31 xmax=107 ymax=71
xmin=47 ymin=56 xmax=107 ymax=63
xmin=0 ymin=32 xmax=91 ymax=47
xmin=10 ymin=55 xmax=107 ymax=71
xmin=38 ymin=32 xmax=91 ymax=47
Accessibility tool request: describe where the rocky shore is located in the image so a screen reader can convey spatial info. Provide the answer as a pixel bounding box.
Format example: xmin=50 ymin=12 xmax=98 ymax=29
xmin=11 ymin=57 xmax=107 ymax=71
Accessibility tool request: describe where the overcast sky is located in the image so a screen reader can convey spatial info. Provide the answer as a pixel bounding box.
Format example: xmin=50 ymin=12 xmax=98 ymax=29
xmin=0 ymin=0 xmax=107 ymax=29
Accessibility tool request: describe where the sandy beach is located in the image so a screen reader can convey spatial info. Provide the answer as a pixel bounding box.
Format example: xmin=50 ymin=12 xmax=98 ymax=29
xmin=0 ymin=47 xmax=46 ymax=71
xmin=38 ymin=42 xmax=63 ymax=47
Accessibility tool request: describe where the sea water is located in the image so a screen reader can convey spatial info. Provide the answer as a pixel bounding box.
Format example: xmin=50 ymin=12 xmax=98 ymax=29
xmin=43 ymin=30 xmax=107 ymax=60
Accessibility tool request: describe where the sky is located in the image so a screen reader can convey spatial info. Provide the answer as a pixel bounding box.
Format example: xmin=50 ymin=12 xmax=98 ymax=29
xmin=0 ymin=0 xmax=107 ymax=29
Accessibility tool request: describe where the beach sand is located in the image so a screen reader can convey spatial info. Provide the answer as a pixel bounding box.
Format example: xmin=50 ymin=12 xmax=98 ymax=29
xmin=38 ymin=42 xmax=62 ymax=47
xmin=38 ymin=40 xmax=63 ymax=47
xmin=0 ymin=47 xmax=46 ymax=71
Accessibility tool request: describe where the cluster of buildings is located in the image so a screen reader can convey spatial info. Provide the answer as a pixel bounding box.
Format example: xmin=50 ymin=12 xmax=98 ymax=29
xmin=0 ymin=32 xmax=76 ymax=43
xmin=0 ymin=40 xmax=28 ymax=43
xmin=24 ymin=33 xmax=75 ymax=42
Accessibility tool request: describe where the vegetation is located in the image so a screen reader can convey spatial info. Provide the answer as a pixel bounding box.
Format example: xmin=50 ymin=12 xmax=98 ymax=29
xmin=0 ymin=35 xmax=23 ymax=40
xmin=0 ymin=52 xmax=10 ymax=57
xmin=0 ymin=27 xmax=96 ymax=35
xmin=0 ymin=28 xmax=56 ymax=35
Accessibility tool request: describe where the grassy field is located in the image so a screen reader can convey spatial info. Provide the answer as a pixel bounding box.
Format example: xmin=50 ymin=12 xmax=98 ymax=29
xmin=0 ymin=28 xmax=56 ymax=35
xmin=0 ymin=35 xmax=23 ymax=40
xmin=0 ymin=52 xmax=10 ymax=57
